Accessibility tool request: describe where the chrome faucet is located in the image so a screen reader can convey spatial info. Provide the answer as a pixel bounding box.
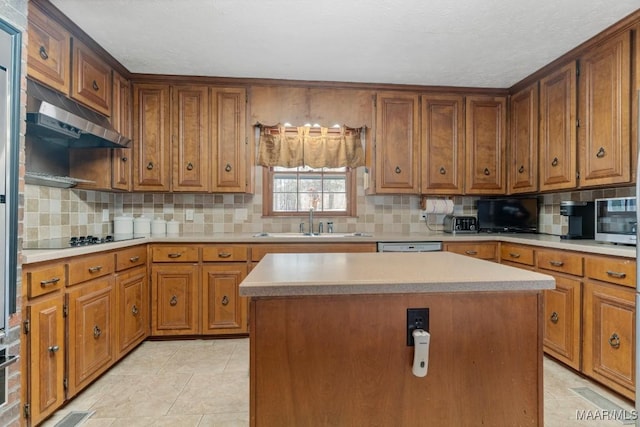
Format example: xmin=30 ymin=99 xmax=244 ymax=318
xmin=309 ymin=208 xmax=314 ymax=235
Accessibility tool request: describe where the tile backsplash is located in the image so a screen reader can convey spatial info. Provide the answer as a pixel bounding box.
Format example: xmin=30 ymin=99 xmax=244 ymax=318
xmin=23 ymin=167 xmax=635 ymax=242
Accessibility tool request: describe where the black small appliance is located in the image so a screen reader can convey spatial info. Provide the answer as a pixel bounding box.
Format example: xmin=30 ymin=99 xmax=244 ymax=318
xmin=560 ymin=201 xmax=594 ymax=239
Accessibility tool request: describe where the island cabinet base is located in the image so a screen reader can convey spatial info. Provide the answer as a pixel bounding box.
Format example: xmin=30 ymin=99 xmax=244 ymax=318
xmin=250 ymin=292 xmax=543 ymax=427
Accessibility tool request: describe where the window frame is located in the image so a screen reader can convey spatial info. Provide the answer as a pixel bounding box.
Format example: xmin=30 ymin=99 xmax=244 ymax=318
xmin=262 ymin=166 xmax=357 ymax=217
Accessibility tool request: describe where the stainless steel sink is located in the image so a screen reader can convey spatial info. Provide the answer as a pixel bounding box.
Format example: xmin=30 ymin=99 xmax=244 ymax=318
xmin=252 ymin=232 xmax=372 ymax=238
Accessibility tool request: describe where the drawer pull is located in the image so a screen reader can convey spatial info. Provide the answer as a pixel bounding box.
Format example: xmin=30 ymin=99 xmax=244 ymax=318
xmin=483 ymin=168 xmax=490 ymax=176
xmin=88 ymin=266 xmax=103 ymax=273
xmin=606 ymin=271 xmax=626 ymax=279
xmin=167 ymin=253 xmax=182 ymax=258
xmin=509 ymin=252 xmax=521 ymax=259
xmin=221 ymin=295 xmax=229 ymax=306
xmin=551 ymin=157 xmax=558 ymax=167
xmin=608 ymin=333 xmax=620 ymax=349
xmin=146 ymin=162 xmax=154 ymax=170
xmin=395 ymin=166 xmax=401 ymax=174
xmin=92 ymin=80 xmax=99 ymax=91
xmin=129 ymin=256 xmax=140 ymax=263
xmin=596 ymin=147 xmax=606 ymax=158
xmin=48 ymin=345 xmax=59 ymax=353
xmin=131 ymin=304 xmax=139 ymax=316
xmin=464 ymin=250 xmax=478 ymax=255
xmin=169 ymin=295 xmax=178 ymax=306
xmin=39 ymin=45 xmax=49 ymax=60
xmin=218 ymin=252 xmax=232 ymax=258
xmin=186 ymin=162 xmax=194 ymax=171
xmin=93 ymin=325 xmax=102 ymax=339
xmin=439 ymin=166 xmax=446 ymax=175
xmin=518 ymin=165 xmax=525 ymax=174
xmin=40 ymin=277 xmax=60 ymax=287
xmin=550 ymin=311 xmax=559 ymax=324
xmin=225 ymin=163 xmax=232 ymax=172
xmin=549 ymin=260 xmax=564 ymax=267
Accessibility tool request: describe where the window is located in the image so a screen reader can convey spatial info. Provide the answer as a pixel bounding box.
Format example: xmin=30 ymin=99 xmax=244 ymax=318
xmin=263 ymin=166 xmax=356 ymax=216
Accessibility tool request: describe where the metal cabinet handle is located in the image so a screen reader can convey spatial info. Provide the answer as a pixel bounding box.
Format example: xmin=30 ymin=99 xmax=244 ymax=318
xmin=518 ymin=165 xmax=525 ymax=174
xmin=167 ymin=253 xmax=182 ymax=258
xmin=146 ymin=162 xmax=154 ymax=170
xmin=483 ymin=168 xmax=490 ymax=176
xmin=509 ymin=252 xmax=521 ymax=259
xmin=551 ymin=157 xmax=559 ymax=167
xmin=549 ymin=260 xmax=564 ymax=267
xmin=48 ymin=345 xmax=59 ymax=353
xmin=131 ymin=304 xmax=139 ymax=316
xmin=186 ymin=162 xmax=194 ymax=171
xmin=221 ymin=295 xmax=229 ymax=306
xmin=129 ymin=256 xmax=140 ymax=263
xmin=550 ymin=311 xmax=559 ymax=324
xmin=464 ymin=250 xmax=478 ymax=255
xmin=88 ymin=266 xmax=103 ymax=273
xmin=606 ymin=271 xmax=626 ymax=279
xmin=395 ymin=166 xmax=401 ymax=174
xmin=218 ymin=252 xmax=231 ymax=258
xmin=225 ymin=163 xmax=232 ymax=172
xmin=39 ymin=45 xmax=49 ymax=60
xmin=122 ymin=157 xmax=128 ymax=162
xmin=169 ymin=295 xmax=178 ymax=306
xmin=92 ymin=80 xmax=99 ymax=91
xmin=596 ymin=147 xmax=606 ymax=158
xmin=40 ymin=277 xmax=60 ymax=287
xmin=439 ymin=166 xmax=446 ymax=175
xmin=608 ymin=333 xmax=620 ymax=348
xmin=93 ymin=325 xmax=102 ymax=339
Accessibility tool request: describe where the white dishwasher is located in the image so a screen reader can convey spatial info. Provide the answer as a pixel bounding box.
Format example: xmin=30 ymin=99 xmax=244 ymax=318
xmin=377 ymin=242 xmax=442 ymax=252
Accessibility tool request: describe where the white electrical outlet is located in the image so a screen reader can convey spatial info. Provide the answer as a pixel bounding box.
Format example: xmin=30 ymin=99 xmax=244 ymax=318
xmin=102 ymin=209 xmax=109 ymax=222
xmin=185 ymin=209 xmax=194 ymax=221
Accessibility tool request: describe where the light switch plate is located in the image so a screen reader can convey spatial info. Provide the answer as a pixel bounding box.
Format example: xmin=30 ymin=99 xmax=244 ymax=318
xmin=102 ymin=209 xmax=109 ymax=222
xmin=185 ymin=209 xmax=194 ymax=221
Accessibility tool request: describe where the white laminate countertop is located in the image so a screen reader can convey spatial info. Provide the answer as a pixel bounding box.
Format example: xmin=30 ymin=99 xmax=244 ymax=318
xmin=239 ymin=252 xmax=556 ymax=297
xmin=21 ymin=231 xmax=637 ymax=264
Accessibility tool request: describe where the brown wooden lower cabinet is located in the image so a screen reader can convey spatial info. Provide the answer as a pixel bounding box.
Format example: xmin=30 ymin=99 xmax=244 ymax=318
xmin=202 ymin=263 xmax=248 ymax=334
xmin=583 ymin=280 xmax=635 ymax=400
xmin=115 ymin=266 xmax=149 ymax=358
xmin=543 ymin=275 xmax=582 ymax=371
xmin=151 ymin=263 xmax=200 ymax=336
xmin=443 ymin=241 xmax=497 ymax=261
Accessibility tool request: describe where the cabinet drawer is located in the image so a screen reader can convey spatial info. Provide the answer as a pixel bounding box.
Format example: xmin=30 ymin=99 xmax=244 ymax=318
xmin=68 ymin=253 xmax=115 ymax=286
xmin=151 ymin=246 xmax=199 ymax=262
xmin=585 ymin=256 xmax=636 ymax=288
xmin=202 ymin=245 xmax=248 ymax=262
xmin=536 ymin=249 xmax=583 ymax=276
xmin=500 ymin=244 xmax=534 ymax=266
xmin=116 ymin=246 xmax=147 ymax=271
xmin=26 ymin=264 xmax=66 ymax=298
xmin=444 ymin=242 xmax=497 ymax=260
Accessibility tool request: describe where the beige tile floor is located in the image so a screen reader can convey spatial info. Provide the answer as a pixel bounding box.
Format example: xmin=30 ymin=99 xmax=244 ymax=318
xmin=42 ymin=338 xmax=635 ymax=427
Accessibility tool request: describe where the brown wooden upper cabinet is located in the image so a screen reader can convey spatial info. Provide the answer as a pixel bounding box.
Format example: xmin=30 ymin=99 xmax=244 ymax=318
xmin=373 ymin=92 xmax=420 ymax=194
xmin=539 ymin=61 xmax=578 ymax=191
xmin=578 ymin=31 xmax=632 ymax=188
xmin=421 ymin=94 xmax=465 ymax=194
xmin=27 ymin=3 xmax=71 ymax=94
xmin=111 ymin=71 xmax=133 ymax=191
xmin=464 ymin=95 xmax=507 ymax=194
xmin=508 ymin=84 xmax=538 ymax=194
xmin=133 ymin=83 xmax=171 ymax=191
xmin=71 ymin=38 xmax=112 ymax=116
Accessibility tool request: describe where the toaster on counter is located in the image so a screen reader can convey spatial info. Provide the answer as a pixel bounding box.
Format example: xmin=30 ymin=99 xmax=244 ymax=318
xmin=443 ymin=215 xmax=478 ymax=233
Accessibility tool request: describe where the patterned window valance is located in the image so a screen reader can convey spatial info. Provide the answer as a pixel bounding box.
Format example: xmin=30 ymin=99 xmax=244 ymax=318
xmin=257 ymin=124 xmax=365 ymax=168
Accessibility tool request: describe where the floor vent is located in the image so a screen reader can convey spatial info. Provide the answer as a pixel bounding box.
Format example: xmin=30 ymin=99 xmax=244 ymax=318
xmin=53 ymin=411 xmax=94 ymax=427
xmin=571 ymin=387 xmax=635 ymax=425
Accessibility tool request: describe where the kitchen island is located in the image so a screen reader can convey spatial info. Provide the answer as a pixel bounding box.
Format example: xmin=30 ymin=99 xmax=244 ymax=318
xmin=240 ymin=251 xmax=555 ymax=427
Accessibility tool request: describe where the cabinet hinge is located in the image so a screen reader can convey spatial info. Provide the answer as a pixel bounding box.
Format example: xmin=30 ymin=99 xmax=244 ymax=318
xmin=63 ymin=304 xmax=68 ymax=317
xmin=23 ymin=319 xmax=29 ymax=334
xmin=23 ymin=403 xmax=30 ymax=419
xmin=576 ymin=63 xmax=580 ymax=76
xmin=63 ymin=378 xmax=68 ymax=390
xmin=576 ymin=118 xmax=580 ymax=128
xmin=245 ymin=136 xmax=248 ymax=145
xmin=576 ymin=171 xmax=580 ymax=179
xmin=372 ymin=95 xmax=376 ymax=108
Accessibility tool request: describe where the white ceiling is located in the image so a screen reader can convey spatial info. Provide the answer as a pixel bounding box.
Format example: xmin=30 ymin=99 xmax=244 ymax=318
xmin=50 ymin=0 xmax=640 ymax=88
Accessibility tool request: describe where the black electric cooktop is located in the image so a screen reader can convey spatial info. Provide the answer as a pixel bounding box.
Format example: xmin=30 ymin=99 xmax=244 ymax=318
xmin=24 ymin=234 xmax=143 ymax=249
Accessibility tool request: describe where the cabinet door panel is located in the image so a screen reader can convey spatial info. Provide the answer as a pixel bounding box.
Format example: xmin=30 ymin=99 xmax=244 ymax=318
xmin=578 ymin=32 xmax=631 ymax=187
xmin=152 ymin=264 xmax=199 ymax=335
xmin=539 ymin=62 xmax=577 ymax=191
xmin=421 ymin=94 xmax=464 ymax=194
xmin=172 ymin=85 xmax=210 ymax=191
xmin=374 ymin=92 xmax=419 ymax=193
xmin=543 ymin=276 xmax=581 ymax=370
xmin=211 ymin=87 xmax=247 ymax=192
xmin=116 ymin=267 xmax=148 ymax=358
xmin=508 ymin=84 xmax=538 ymax=194
xmin=464 ymin=96 xmax=506 ymax=194
xmin=112 ymin=72 xmax=132 ymax=191
xmin=202 ymin=264 xmax=248 ymax=334
xmin=71 ymin=39 xmax=112 ymax=116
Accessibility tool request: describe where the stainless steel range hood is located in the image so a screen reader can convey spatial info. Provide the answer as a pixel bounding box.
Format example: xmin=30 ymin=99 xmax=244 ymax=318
xmin=26 ymin=79 xmax=131 ymax=148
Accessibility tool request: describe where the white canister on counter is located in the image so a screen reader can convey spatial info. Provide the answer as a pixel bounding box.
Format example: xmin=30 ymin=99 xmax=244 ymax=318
xmin=133 ymin=216 xmax=151 ymax=237
xmin=152 ymin=217 xmax=167 ymax=236
xmin=114 ymin=215 xmax=134 ymax=236
xmin=166 ymin=220 xmax=180 ymax=235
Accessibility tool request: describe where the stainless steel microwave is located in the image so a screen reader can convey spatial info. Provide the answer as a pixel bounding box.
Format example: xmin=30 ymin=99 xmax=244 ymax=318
xmin=594 ymin=197 xmax=636 ymax=245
